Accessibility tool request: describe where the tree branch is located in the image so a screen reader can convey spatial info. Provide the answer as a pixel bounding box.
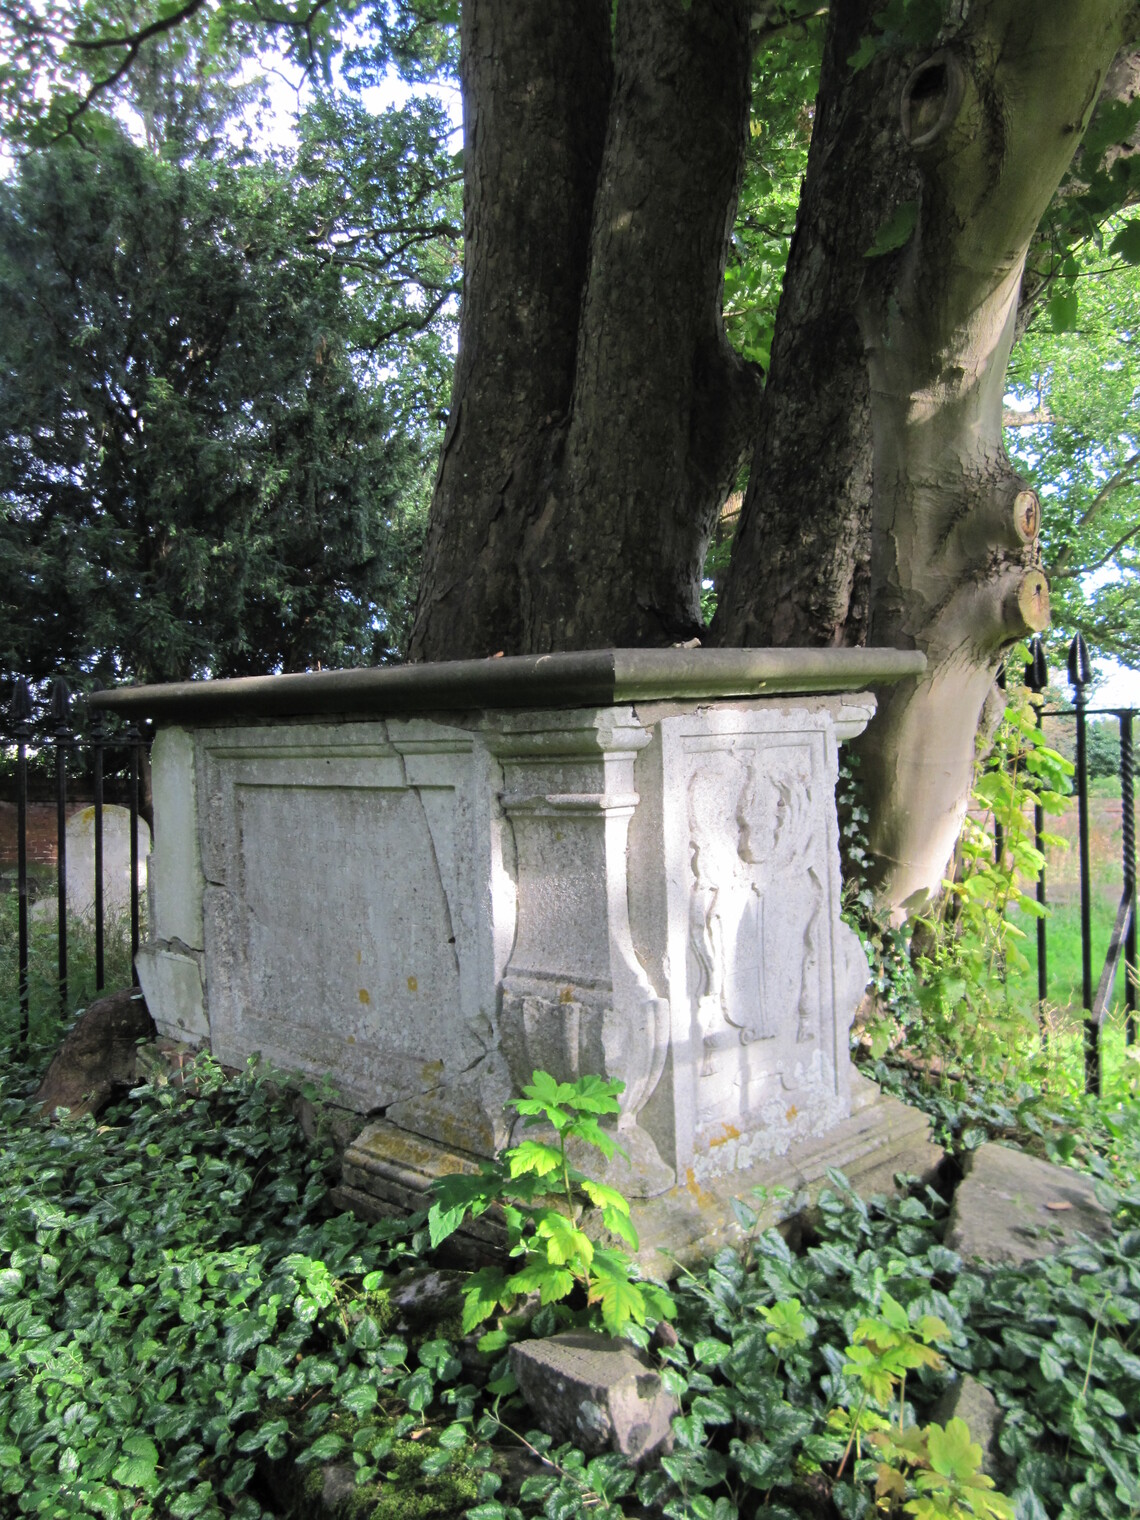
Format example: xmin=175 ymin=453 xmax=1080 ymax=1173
xmin=1051 ymin=448 xmax=1140 ymax=572
xmin=1051 ymin=518 xmax=1140 ymax=577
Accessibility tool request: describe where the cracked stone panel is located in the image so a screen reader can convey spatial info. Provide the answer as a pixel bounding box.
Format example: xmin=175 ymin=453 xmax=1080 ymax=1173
xmin=193 ymin=722 xmax=508 ymax=1136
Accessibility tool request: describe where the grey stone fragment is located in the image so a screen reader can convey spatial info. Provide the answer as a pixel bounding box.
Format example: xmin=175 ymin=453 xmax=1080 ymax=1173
xmin=319 ymin=1463 xmax=358 ymax=1513
xmin=944 ymin=1143 xmax=1110 ymax=1269
xmin=387 ymin=1266 xmax=468 ymax=1328
xmin=931 ymin=1375 xmax=1005 ymax=1481
xmin=510 ymin=1332 xmax=678 ymax=1462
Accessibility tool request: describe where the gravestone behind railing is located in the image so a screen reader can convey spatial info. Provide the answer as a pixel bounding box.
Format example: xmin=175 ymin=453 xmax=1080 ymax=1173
xmin=2 ymin=677 xmax=151 ymax=1040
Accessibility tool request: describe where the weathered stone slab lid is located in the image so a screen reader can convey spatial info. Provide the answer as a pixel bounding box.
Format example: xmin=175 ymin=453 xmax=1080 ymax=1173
xmin=88 ymin=645 xmax=927 ymax=723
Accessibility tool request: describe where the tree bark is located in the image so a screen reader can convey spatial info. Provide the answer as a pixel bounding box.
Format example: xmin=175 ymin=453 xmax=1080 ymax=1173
xmin=408 ymin=0 xmax=612 ymax=661
xmin=718 ymin=0 xmax=1137 ymax=912
xmin=410 ymin=0 xmax=759 ymax=661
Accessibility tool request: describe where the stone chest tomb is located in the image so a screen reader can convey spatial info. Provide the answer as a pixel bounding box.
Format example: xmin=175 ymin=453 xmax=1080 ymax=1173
xmin=95 ymin=648 xmax=937 ymax=1260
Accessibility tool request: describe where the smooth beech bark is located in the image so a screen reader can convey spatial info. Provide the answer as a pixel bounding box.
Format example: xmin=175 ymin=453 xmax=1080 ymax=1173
xmin=716 ymin=0 xmax=1138 ymax=910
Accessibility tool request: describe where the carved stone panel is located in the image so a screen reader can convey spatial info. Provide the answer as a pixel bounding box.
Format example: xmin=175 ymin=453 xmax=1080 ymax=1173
xmin=657 ymin=706 xmax=868 ymax=1175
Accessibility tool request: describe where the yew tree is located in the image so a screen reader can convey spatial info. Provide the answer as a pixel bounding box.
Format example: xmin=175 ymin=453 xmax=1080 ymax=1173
xmin=7 ymin=0 xmax=1140 ymax=910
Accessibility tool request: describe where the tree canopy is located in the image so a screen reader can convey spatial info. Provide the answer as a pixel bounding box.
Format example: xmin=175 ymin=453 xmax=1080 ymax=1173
xmin=0 ymin=32 xmax=459 ymax=685
xmin=5 ymin=0 xmax=1140 ymax=907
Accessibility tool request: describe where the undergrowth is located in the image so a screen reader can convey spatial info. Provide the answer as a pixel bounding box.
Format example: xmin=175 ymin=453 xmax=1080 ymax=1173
xmin=1 ymin=667 xmax=1138 ymax=1517
xmin=0 ymin=1013 xmax=1137 ymax=1520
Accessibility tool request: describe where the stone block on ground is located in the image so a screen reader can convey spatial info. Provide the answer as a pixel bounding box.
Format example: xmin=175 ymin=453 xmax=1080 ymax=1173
xmin=509 ymin=1331 xmax=678 ymax=1462
xmin=34 ymin=987 xmax=155 ymax=1119
xmin=387 ymin=1266 xmax=469 ymax=1329
xmin=930 ymin=1375 xmax=1005 ymax=1481
xmin=944 ymin=1143 xmax=1110 ymax=1269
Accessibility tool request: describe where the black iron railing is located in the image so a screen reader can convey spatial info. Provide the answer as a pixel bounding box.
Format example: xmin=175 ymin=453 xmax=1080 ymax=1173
xmin=2 ymin=676 xmax=150 ymax=1042
xmin=1024 ymin=634 xmax=1137 ymax=1095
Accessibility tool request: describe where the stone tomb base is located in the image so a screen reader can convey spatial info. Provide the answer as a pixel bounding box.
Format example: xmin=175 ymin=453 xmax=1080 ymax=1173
xmin=333 ymin=1071 xmax=942 ymax=1272
xmin=93 ymin=648 xmax=936 ymax=1248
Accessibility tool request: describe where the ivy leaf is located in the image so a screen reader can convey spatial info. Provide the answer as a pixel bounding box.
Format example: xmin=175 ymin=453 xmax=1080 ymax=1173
xmin=83 ymin=1489 xmax=124 ymax=1520
xmin=865 ymin=200 xmax=919 ymax=257
xmin=223 ymin=1310 xmax=269 ymax=1361
xmin=341 ymin=1383 xmax=378 ymax=1418
xmin=296 ymin=1432 xmax=346 ymax=1465
xmin=111 ymin=1435 xmax=159 ymax=1492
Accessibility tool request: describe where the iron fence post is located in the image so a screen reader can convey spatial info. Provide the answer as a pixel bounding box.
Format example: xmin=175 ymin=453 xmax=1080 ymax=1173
xmin=1122 ymin=710 xmax=1137 ymax=1048
xmin=51 ymin=679 xmax=72 ymax=1018
xmin=10 ymin=678 xmax=33 ymax=1043
xmin=127 ymin=722 xmax=141 ymax=979
xmin=1025 ymin=637 xmax=1049 ymax=1018
xmin=1069 ymin=633 xmax=1098 ymax=1094
xmin=89 ymin=693 xmax=107 ymax=992
xmin=994 ymin=663 xmax=1007 ymax=867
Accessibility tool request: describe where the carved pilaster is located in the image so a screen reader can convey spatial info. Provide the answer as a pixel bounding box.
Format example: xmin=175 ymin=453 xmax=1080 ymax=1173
xmin=488 ymin=710 xmax=674 ymax=1196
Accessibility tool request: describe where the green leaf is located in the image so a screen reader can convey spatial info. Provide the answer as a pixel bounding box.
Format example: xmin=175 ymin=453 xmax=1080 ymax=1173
xmin=601 ymin=1204 xmax=639 ymax=1250
xmin=297 ymin=1432 xmax=346 ymax=1465
xmin=848 ymin=35 xmax=878 ymax=71
xmin=168 ymin=1483 xmax=216 ymax=1518
xmin=589 ymin=1268 xmax=648 ymax=1331
xmin=580 ymin=1178 xmax=632 ymax=1216
xmin=565 ymin=1115 xmax=620 ymax=1159
xmin=534 ymin=1212 xmax=593 ymax=1268
xmin=1047 ymin=288 xmax=1079 ymax=332
xmin=506 ymin=1140 xmax=563 ymax=1179
xmin=341 ymin=1383 xmax=378 ymax=1417
xmin=924 ymin=1418 xmax=982 ymax=1482
xmin=506 ymin=1259 xmax=576 ymax=1304
xmin=438 ymin=1422 xmax=468 ymax=1450
xmin=111 ymin=1434 xmax=159 ymax=1492
xmin=865 ymin=200 xmax=919 ymax=257
xmin=1110 ymin=220 xmax=1140 ymax=264
xmin=461 ymin=1267 xmax=508 ymax=1332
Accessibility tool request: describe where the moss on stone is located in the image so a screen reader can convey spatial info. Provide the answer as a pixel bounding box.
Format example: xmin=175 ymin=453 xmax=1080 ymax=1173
xmin=365 ymin=1438 xmax=480 ymax=1520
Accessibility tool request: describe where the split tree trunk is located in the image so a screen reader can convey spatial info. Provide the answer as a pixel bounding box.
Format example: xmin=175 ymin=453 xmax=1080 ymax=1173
xmin=716 ymin=0 xmax=1137 ymax=911
xmin=409 ymin=0 xmax=760 ymax=661
xmin=412 ymin=0 xmax=1138 ymax=916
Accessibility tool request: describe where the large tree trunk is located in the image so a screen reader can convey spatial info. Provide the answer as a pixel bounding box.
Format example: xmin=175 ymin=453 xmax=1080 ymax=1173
xmin=716 ymin=0 xmax=1136 ymax=912
xmin=411 ymin=0 xmax=1137 ymax=916
xmin=409 ymin=0 xmax=760 ymax=661
xmin=407 ymin=0 xmax=612 ymax=661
